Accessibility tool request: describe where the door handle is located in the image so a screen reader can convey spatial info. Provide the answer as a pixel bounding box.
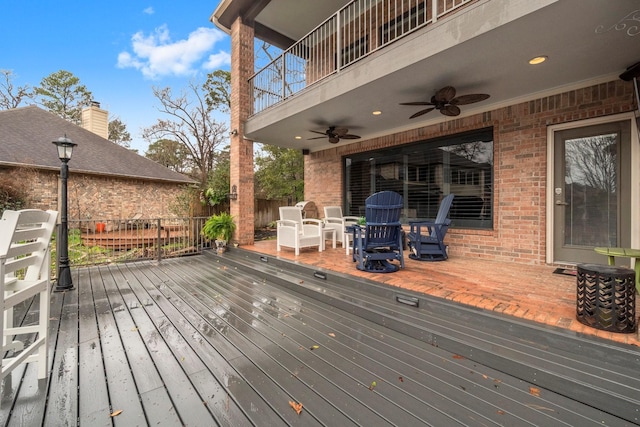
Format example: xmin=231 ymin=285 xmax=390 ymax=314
xmin=555 ymin=200 xmax=569 ymax=206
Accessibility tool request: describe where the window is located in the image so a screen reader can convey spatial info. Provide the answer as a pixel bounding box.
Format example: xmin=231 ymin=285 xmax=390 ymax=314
xmin=344 ymin=128 xmax=494 ymax=229
xmin=380 ymin=2 xmax=427 ymax=45
xmin=341 ymin=36 xmax=369 ymax=67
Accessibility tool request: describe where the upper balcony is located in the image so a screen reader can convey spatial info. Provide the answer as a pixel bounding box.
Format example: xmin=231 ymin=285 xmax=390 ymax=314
xmin=213 ymin=0 xmax=640 ymax=152
xmin=249 ymin=0 xmax=474 ymax=116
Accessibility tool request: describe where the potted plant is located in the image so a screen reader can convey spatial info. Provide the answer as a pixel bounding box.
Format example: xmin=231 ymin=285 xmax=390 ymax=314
xmin=201 ymin=212 xmax=237 ymax=253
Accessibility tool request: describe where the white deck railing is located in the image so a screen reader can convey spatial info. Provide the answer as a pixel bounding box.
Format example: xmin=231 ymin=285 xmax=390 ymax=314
xmin=249 ymin=0 xmax=473 ymax=115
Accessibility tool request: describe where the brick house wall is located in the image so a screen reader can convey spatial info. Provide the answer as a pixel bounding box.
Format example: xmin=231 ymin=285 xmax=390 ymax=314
xmin=0 ymin=168 xmax=190 ymax=222
xmin=304 ymin=79 xmax=637 ymax=265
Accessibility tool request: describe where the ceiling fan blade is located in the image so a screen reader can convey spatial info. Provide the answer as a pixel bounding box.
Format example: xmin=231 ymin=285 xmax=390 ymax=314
xmin=309 ymin=130 xmax=328 ymax=136
xmin=440 ymin=105 xmax=461 ymax=116
xmin=449 ymin=93 xmax=490 ymax=105
xmin=341 ymin=134 xmax=361 ymax=139
xmin=308 ymin=136 xmax=327 ymax=140
xmin=399 ymin=101 xmax=434 ymax=106
xmin=434 ymin=86 xmax=456 ymax=103
xmin=328 ymin=137 xmax=340 ymax=144
xmin=409 ymin=107 xmax=435 ymax=119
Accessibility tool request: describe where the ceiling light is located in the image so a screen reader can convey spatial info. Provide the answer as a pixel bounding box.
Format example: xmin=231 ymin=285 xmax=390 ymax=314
xmin=372 ymin=110 xmax=382 ymax=115
xmin=529 ymin=56 xmax=547 ymax=65
xmin=295 ymin=136 xmax=302 ymax=139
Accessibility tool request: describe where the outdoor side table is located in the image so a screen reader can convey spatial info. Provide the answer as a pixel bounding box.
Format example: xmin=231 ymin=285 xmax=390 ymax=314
xmin=576 ymin=263 xmax=636 ymax=333
xmin=322 ymin=227 xmax=336 ymax=251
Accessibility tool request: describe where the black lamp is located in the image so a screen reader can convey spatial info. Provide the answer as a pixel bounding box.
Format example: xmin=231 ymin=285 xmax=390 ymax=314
xmin=52 ymin=135 xmax=77 ymax=292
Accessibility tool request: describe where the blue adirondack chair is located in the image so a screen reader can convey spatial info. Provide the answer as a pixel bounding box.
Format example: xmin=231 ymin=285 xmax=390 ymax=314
xmin=407 ymin=194 xmax=455 ymax=261
xmin=349 ymin=191 xmax=404 ymax=273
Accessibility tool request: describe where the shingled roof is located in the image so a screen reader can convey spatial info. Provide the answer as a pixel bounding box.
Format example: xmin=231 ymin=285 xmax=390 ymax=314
xmin=0 ymin=106 xmax=195 ymax=184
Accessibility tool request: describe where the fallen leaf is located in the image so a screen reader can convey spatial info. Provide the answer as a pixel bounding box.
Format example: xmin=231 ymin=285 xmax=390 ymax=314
xmin=369 ymin=381 xmax=377 ymax=390
xmin=398 ymin=376 xmax=404 ymax=382
xmin=131 ymin=327 xmax=138 ymax=332
xmin=299 ymin=280 xmax=304 ymax=284
xmin=110 ymin=410 xmax=123 ymax=417
xmin=328 ymin=332 xmax=336 ymax=337
xmin=497 ymin=410 xmax=505 ymax=415
xmin=529 ymin=386 xmax=540 ymax=397
xmin=289 ymin=401 xmax=303 ymax=415
xmin=452 ymin=354 xmax=465 ymax=359
xmin=309 ymin=345 xmax=319 ymax=350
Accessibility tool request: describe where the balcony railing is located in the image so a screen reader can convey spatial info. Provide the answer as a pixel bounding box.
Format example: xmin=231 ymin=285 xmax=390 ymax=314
xmin=249 ymin=0 xmax=473 ymax=115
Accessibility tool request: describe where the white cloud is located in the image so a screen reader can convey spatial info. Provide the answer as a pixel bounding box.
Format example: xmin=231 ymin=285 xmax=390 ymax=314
xmin=204 ymin=51 xmax=231 ymax=70
xmin=117 ymin=25 xmax=230 ymax=79
xmin=143 ymin=6 xmax=154 ymax=14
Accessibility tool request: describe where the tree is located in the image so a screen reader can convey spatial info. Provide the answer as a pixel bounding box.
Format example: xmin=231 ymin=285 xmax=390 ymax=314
xmin=142 ymin=81 xmax=227 ymax=185
xmin=0 ymin=69 xmax=32 ymax=110
xmin=34 ymin=70 xmax=92 ymax=124
xmin=203 ymin=70 xmax=231 ymax=113
xmin=203 ymin=149 xmax=230 ymax=206
xmin=108 ymin=118 xmax=132 ymax=148
xmin=254 ymin=145 xmax=304 ymax=201
xmin=145 ymin=138 xmax=190 ymax=173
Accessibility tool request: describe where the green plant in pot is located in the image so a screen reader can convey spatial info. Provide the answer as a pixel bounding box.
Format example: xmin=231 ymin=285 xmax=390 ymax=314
xmin=202 ymin=212 xmax=237 ymax=253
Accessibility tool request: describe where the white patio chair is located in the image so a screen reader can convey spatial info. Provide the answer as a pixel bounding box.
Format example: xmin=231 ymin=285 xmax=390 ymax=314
xmin=323 ymin=206 xmax=359 ymax=248
xmin=1 ymin=209 xmax=58 ymax=380
xmin=277 ymin=206 xmax=323 ymax=255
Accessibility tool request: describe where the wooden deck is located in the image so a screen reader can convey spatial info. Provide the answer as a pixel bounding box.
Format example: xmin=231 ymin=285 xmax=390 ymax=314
xmin=1 ymin=249 xmax=639 ymax=426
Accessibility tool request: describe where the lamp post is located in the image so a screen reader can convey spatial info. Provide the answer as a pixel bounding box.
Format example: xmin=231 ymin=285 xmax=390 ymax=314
xmin=52 ymin=135 xmax=77 ymax=292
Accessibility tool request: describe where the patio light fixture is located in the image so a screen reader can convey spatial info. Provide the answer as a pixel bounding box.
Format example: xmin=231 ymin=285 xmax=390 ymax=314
xmin=52 ymin=135 xmax=77 ymax=292
xmin=529 ymin=56 xmax=547 ymax=65
xmin=228 ymin=184 xmax=238 ymax=200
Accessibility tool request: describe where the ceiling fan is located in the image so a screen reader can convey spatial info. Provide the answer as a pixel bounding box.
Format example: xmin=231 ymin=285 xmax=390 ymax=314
xmin=308 ymin=126 xmax=361 ymax=144
xmin=400 ymin=86 xmax=490 ymax=119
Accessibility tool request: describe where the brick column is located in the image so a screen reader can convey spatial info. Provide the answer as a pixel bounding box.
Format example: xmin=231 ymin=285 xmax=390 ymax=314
xmin=230 ymin=17 xmax=255 ymax=245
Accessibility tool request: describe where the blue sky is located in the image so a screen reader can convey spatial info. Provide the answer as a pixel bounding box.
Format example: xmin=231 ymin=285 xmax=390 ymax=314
xmin=2 ymin=0 xmax=231 ymax=153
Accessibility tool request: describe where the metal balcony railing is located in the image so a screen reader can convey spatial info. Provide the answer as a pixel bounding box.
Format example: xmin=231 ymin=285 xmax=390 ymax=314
xmin=53 ymin=217 xmax=212 ymax=268
xmin=249 ymin=0 xmax=473 ymax=115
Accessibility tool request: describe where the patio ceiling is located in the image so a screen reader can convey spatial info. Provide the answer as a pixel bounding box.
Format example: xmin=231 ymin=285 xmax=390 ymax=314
xmin=214 ymin=0 xmax=640 ymax=152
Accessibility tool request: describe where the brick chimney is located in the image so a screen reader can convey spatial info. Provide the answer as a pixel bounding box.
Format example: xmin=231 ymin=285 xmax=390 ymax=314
xmin=81 ymin=101 xmax=108 ymax=140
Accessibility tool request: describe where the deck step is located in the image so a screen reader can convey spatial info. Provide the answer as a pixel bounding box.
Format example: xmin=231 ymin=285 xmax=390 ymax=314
xmin=219 ymin=249 xmax=640 ymax=425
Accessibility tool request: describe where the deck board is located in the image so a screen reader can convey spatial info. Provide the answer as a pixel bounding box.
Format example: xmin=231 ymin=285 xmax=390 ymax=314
xmin=175 ymin=262 xmax=448 ymax=426
xmin=107 ymin=264 xmax=216 ymax=426
xmin=1 ymin=252 xmax=637 ymax=426
xmin=174 ymin=256 xmax=617 ymax=427
xmin=147 ymin=262 xmax=333 ymax=426
xmin=90 ymin=266 xmax=147 ymax=426
xmin=44 ymin=289 xmax=78 ymax=427
xmin=124 ymin=262 xmax=287 ymax=427
xmin=78 ymin=268 xmax=111 ymax=426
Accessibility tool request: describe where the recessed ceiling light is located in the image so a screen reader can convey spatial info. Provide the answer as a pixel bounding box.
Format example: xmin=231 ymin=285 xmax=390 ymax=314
xmin=295 ymin=136 xmax=302 ymax=139
xmin=372 ymin=110 xmax=382 ymax=115
xmin=529 ymin=56 xmax=547 ymax=65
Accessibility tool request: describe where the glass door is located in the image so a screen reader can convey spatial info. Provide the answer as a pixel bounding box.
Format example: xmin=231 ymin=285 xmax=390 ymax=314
xmin=553 ymin=120 xmax=631 ymax=264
